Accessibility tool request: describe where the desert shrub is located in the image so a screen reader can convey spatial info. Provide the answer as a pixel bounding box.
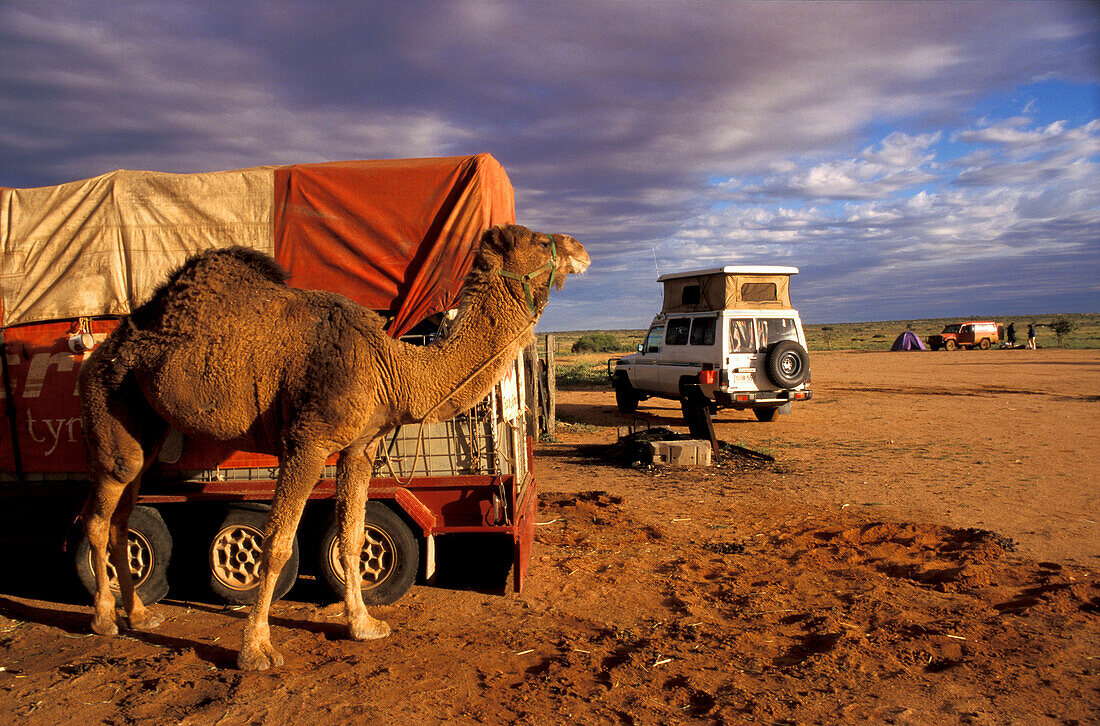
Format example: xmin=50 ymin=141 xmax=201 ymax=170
xmin=571 ymin=332 xmax=627 ymax=353
xmin=1050 ymin=317 xmax=1079 ymax=348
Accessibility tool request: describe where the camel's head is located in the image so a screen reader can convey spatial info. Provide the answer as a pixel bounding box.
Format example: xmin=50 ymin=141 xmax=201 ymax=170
xmin=478 ymin=224 xmax=590 ymax=316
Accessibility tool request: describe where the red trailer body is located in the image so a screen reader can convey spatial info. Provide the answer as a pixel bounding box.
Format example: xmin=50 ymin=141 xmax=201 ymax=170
xmin=0 ymin=155 xmax=538 ymax=604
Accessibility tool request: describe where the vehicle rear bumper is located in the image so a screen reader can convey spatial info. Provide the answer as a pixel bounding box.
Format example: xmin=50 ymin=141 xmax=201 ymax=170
xmin=715 ymin=389 xmax=812 ymax=408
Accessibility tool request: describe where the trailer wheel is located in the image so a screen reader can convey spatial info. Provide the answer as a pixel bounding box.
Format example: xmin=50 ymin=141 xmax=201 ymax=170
xmin=208 ymin=505 xmax=299 ymax=605
xmin=318 ymin=502 xmax=419 ymax=605
xmin=75 ymin=505 xmax=172 ymax=607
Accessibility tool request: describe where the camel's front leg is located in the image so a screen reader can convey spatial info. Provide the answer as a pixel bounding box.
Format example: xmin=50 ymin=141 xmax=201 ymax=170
xmin=336 ymin=439 xmax=391 ymax=641
xmin=238 ymin=444 xmax=326 ymax=671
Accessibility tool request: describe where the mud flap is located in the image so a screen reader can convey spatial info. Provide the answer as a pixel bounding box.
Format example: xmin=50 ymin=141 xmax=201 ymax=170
xmin=512 ymin=476 xmax=538 ymax=593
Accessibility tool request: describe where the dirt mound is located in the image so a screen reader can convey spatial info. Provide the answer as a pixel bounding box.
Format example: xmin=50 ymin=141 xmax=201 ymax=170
xmin=1 ymin=490 xmax=1096 ymax=725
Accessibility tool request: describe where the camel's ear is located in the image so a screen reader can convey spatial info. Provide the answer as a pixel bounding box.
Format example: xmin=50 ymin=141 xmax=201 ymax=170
xmin=482 ymin=225 xmax=513 ymax=259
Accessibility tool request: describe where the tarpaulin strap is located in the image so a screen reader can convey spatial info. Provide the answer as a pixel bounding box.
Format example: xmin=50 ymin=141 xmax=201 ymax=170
xmin=0 ymin=334 xmax=25 ymax=483
xmin=495 ymin=236 xmax=558 ymax=316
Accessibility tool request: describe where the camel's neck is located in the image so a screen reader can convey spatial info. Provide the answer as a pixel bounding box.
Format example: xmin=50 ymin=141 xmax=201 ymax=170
xmin=398 ymin=275 xmax=536 ymax=422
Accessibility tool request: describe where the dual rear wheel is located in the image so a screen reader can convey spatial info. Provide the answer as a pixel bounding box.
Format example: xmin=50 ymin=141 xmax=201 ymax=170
xmin=76 ymin=501 xmax=419 ymax=607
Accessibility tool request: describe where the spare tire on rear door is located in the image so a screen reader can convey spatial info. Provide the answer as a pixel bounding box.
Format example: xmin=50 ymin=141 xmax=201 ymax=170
xmin=764 ymin=340 xmax=810 ymax=389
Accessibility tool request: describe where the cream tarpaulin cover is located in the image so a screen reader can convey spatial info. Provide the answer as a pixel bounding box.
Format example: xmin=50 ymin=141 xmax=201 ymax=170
xmin=0 ymin=154 xmax=515 ymax=336
xmin=660 ymin=268 xmax=796 ymax=313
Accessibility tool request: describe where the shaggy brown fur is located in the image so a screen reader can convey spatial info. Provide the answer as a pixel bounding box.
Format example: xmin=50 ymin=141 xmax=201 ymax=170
xmin=79 ymin=224 xmax=589 ymax=670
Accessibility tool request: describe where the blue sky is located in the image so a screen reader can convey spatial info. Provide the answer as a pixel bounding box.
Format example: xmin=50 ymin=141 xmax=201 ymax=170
xmin=1 ymin=1 xmax=1097 ymax=329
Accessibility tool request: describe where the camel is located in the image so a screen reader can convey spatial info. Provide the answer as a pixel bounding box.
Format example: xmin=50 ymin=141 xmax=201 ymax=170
xmin=78 ymin=224 xmax=589 ymax=670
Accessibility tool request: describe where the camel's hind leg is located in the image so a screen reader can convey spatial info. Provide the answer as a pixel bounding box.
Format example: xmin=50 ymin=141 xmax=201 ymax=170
xmin=82 ymin=449 xmax=163 ymax=635
xmin=238 ymin=442 xmax=328 ymax=671
xmin=80 ymin=360 xmax=167 ymax=636
xmin=335 ymin=437 xmax=391 ymax=641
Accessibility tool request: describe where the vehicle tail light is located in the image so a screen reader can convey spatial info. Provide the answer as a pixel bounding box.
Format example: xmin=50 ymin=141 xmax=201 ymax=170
xmin=698 ymin=369 xmax=718 ymax=385
xmin=794 ymin=391 xmax=807 ymax=400
xmin=735 ymin=394 xmax=751 ymax=403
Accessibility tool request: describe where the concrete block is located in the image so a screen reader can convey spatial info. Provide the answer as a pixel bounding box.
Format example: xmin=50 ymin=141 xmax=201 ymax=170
xmin=648 ymin=439 xmax=713 ymax=467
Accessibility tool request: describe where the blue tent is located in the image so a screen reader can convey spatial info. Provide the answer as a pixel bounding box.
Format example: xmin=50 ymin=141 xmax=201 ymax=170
xmin=891 ymin=331 xmax=927 ymax=351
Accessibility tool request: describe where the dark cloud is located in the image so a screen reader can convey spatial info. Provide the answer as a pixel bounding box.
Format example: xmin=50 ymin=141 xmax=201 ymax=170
xmin=1 ymin=1 xmax=1097 ymax=327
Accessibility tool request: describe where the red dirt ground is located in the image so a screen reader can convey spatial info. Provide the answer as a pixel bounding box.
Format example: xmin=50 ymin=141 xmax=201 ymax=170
xmin=1 ymin=349 xmax=1097 ymax=725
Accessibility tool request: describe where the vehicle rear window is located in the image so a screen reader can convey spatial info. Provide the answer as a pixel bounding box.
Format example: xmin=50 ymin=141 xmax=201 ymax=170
xmin=729 ymin=318 xmax=755 ymax=352
xmin=666 ymin=318 xmax=691 ymax=345
xmin=755 ymin=318 xmax=799 ymax=351
xmin=741 ymin=282 xmax=777 ymax=302
xmin=690 ymin=317 xmax=716 ymax=345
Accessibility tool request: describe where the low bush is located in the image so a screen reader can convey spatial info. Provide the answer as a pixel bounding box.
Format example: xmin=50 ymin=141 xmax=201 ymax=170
xmin=571 ymin=332 xmax=628 ymax=353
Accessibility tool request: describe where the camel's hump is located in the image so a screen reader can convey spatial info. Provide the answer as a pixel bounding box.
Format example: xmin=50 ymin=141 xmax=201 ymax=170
xmin=177 ymin=246 xmax=289 ymax=284
xmin=129 ymin=246 xmax=289 ymax=328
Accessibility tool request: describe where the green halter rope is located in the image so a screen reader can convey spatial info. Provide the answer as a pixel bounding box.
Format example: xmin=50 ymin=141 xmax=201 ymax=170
xmin=495 ymin=236 xmax=558 ymax=316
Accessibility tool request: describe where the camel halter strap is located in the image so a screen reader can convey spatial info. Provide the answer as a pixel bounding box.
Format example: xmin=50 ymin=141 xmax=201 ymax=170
xmin=495 ymin=236 xmax=558 ymax=316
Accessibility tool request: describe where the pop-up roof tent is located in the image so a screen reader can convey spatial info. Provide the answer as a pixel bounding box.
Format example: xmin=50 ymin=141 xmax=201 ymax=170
xmin=659 ymin=266 xmax=799 ymax=314
xmin=0 ymin=154 xmax=515 ymax=337
xmin=891 ymin=331 xmax=927 ymax=351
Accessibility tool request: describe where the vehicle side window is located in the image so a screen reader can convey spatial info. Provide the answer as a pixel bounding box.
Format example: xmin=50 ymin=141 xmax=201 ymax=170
xmin=644 ymin=325 xmax=665 ymax=354
xmin=666 ymin=318 xmax=690 ymax=346
xmin=689 ymin=316 xmax=716 ymax=345
xmin=729 ymin=318 xmax=755 ymax=353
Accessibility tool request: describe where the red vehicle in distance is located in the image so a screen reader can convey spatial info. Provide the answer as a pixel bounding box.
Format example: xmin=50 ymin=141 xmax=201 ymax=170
xmin=928 ymin=321 xmax=1002 ymax=350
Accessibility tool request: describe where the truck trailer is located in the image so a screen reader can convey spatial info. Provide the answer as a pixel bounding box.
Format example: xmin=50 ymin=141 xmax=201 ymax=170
xmin=0 ymin=154 xmax=540 ymax=607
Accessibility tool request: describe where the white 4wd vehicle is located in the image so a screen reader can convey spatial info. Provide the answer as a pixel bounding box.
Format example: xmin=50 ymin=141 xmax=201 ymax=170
xmin=610 ymin=266 xmax=812 ymax=428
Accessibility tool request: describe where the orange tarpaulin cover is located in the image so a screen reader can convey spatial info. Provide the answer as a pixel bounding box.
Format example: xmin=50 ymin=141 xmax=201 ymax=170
xmin=0 ymin=154 xmax=515 ymax=337
xmin=274 ymin=155 xmax=515 ymax=336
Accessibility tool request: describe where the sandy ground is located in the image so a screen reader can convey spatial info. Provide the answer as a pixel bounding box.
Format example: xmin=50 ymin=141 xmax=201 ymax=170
xmin=0 ymin=349 xmax=1097 ymax=725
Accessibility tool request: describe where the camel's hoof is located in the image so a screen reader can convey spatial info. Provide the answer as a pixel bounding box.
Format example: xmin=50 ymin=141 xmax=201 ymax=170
xmin=350 ymin=618 xmax=391 ymax=641
xmin=237 ymin=643 xmax=285 ymax=671
xmin=91 ymin=617 xmax=119 ymax=637
xmin=127 ymin=609 xmax=164 ymax=630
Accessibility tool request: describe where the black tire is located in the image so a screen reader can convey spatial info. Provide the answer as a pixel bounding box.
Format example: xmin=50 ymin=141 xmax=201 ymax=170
xmin=753 ymin=407 xmax=778 ymax=422
xmin=764 ymin=340 xmax=810 ymax=388
xmin=318 ymin=501 xmax=419 ymax=606
xmin=979 ymin=338 xmax=990 ymax=350
xmin=945 ymin=339 xmax=957 ymax=351
xmin=208 ymin=505 xmax=299 ymax=605
xmin=75 ymin=505 xmax=172 ymax=606
xmin=613 ymin=376 xmax=639 ymax=414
